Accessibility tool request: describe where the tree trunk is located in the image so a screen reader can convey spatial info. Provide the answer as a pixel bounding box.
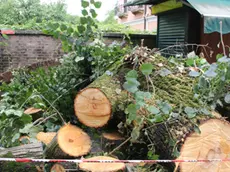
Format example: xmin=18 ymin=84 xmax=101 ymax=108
xmin=74 ymin=70 xmax=129 ymax=128
xmin=176 ymin=119 xmax=230 ymax=172
xmin=74 ymin=53 xmax=229 ymax=172
xmin=0 ymin=142 xmax=43 ymax=158
xmin=43 ymin=135 xmax=71 ymax=159
xmin=0 ymin=142 xmax=43 ymax=172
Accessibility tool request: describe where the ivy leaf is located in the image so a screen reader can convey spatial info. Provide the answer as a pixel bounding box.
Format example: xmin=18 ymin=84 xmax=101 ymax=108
xmin=82 ymin=0 xmax=89 ymax=8
xmin=80 ymin=17 xmax=87 ymax=25
xmin=225 ymin=65 xmax=230 ymax=80
xmin=173 ymin=146 xmax=180 ymax=157
xmin=28 ymin=126 xmax=43 ymax=138
xmin=19 ymin=123 xmax=33 ymax=134
xmin=60 ymin=24 xmax=67 ymax=31
xmin=218 ymin=56 xmax=230 ymax=63
xmin=199 ymin=58 xmax=207 ymax=65
xmin=186 ymin=58 xmax=195 ymax=66
xmin=67 ymin=27 xmax=74 ymax=34
xmin=82 ymin=9 xmax=88 ymax=16
xmin=224 ymin=93 xmax=230 ymax=104
xmin=77 ymin=25 xmax=86 ymax=33
xmin=160 ymin=102 xmax=172 ymax=115
xmin=140 ymin=63 xmax=154 ymax=75
xmin=123 ymin=82 xmax=139 ymax=93
xmin=158 ymin=68 xmax=172 ymax=77
xmin=131 ymin=127 xmax=140 ymax=142
xmin=184 ymin=107 xmax=197 ymax=118
xmin=135 ymin=91 xmax=151 ymax=100
xmin=90 ymin=9 xmax=97 ymax=18
xmin=154 ymin=114 xmax=164 ymax=123
xmin=198 ymin=76 xmax=208 ymax=88
xmin=4 ymin=109 xmax=15 ymax=116
xmin=189 ymin=70 xmax=200 ymax=77
xmin=2 ymin=34 xmax=9 ymax=39
xmin=147 ymin=151 xmax=159 ymax=160
xmin=148 ymin=106 xmax=160 ymax=114
xmin=123 ymin=70 xmax=140 ymax=93
xmin=200 ymin=108 xmax=211 ymax=116
xmin=204 ymin=64 xmax=217 ymax=78
xmin=125 ymin=70 xmax=138 ymax=81
xmin=12 ymin=133 xmax=20 ymax=143
xmin=126 ymin=104 xmax=137 ymax=121
xmin=204 ymin=69 xmax=217 ymax=78
xmin=5 ymin=109 xmax=23 ymax=117
xmin=20 ymin=114 xmax=32 ymax=124
xmin=94 ymin=1 xmax=102 ymax=8
xmin=75 ymin=56 xmax=84 ymax=63
xmin=194 ymin=125 xmax=201 ymax=134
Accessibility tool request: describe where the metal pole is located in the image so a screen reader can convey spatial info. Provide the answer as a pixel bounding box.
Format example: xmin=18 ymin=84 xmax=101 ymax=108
xmin=144 ymin=5 xmax=147 ymax=31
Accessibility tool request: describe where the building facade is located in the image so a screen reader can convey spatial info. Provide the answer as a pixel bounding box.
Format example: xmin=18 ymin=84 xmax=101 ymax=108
xmin=115 ymin=0 xmax=157 ymax=32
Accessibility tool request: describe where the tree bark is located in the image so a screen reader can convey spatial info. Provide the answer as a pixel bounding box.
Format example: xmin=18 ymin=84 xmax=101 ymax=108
xmin=0 ymin=142 xmax=43 ymax=172
xmin=43 ymin=135 xmax=71 ymax=159
xmin=0 ymin=142 xmax=43 ymax=158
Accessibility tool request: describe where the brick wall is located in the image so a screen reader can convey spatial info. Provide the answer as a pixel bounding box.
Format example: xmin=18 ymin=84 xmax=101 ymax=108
xmin=0 ymin=30 xmax=156 ymax=83
xmin=0 ymin=31 xmax=63 ymax=73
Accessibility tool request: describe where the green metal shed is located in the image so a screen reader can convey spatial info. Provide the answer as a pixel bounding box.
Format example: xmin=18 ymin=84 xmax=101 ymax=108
xmin=125 ymin=0 xmax=230 ymax=62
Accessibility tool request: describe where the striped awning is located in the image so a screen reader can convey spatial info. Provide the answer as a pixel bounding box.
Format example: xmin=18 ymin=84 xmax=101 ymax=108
xmin=187 ymin=0 xmax=230 ymax=33
xmin=124 ymin=0 xmax=166 ymax=6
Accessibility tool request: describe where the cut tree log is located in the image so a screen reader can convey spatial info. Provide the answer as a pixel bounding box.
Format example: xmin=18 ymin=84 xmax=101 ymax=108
xmin=0 ymin=142 xmax=43 ymax=172
xmin=102 ymin=132 xmax=125 ymax=141
xmin=0 ymin=142 xmax=43 ymax=158
xmin=101 ymin=132 xmax=126 ymax=156
xmin=74 ymin=72 xmax=128 ymax=128
xmin=51 ymin=163 xmax=66 ymax=172
xmin=176 ymin=119 xmax=230 ymax=172
xmin=79 ymin=156 xmax=125 ymax=172
xmin=44 ymin=123 xmax=91 ymax=158
xmin=36 ymin=132 xmax=56 ymax=145
xmin=24 ymin=107 xmax=43 ymax=121
xmin=75 ymin=48 xmax=229 ymax=172
xmin=19 ymin=135 xmax=30 ymax=145
xmin=24 ymin=107 xmax=42 ymax=115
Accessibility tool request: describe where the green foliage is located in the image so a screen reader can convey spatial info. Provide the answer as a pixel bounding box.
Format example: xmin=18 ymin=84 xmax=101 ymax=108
xmin=0 ymin=0 xmax=131 ymax=148
xmin=0 ymin=0 xmax=79 ymax=28
xmin=102 ymin=10 xmax=117 ymax=25
xmin=190 ymin=54 xmax=230 ymax=109
xmin=140 ymin=63 xmax=154 ymax=76
xmin=0 ymin=65 xmax=87 ymax=147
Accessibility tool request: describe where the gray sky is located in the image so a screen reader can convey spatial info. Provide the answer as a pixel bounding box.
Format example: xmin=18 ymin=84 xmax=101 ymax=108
xmin=41 ymin=0 xmax=117 ymax=21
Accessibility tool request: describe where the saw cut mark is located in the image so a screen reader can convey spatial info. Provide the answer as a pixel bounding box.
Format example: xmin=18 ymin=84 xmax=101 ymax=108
xmin=74 ymin=88 xmax=111 ymax=128
xmin=178 ymin=119 xmax=230 ymax=172
xmin=51 ymin=163 xmax=66 ymax=172
xmin=24 ymin=107 xmax=42 ymax=115
xmin=57 ymin=124 xmax=91 ymax=157
xmin=76 ymin=112 xmax=110 ymax=128
xmin=36 ymin=132 xmax=56 ymax=145
xmin=102 ymin=132 xmax=125 ymax=141
xmin=75 ymin=88 xmax=111 ymax=117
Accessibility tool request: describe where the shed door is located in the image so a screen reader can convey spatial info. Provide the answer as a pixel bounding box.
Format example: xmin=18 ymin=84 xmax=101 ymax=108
xmin=157 ymin=9 xmax=188 ymax=52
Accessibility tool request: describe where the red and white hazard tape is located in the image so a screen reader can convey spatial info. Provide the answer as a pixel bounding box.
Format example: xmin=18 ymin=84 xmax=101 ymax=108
xmin=0 ymin=158 xmax=230 ymax=163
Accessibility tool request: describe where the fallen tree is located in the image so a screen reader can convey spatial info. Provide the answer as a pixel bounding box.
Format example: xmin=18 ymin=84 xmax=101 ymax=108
xmin=0 ymin=142 xmax=43 ymax=171
xmin=73 ymin=46 xmax=230 ymax=171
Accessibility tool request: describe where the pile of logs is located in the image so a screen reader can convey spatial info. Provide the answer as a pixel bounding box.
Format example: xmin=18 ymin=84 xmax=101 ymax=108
xmin=1 ymin=46 xmax=230 ymax=172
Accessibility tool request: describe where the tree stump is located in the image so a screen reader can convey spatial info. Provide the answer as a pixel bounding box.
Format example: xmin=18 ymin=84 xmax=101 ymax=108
xmin=79 ymin=156 xmax=125 ymax=172
xmin=176 ymin=119 xmax=230 ymax=172
xmin=44 ymin=123 xmax=91 ymax=159
xmin=74 ymin=72 xmax=128 ymax=128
